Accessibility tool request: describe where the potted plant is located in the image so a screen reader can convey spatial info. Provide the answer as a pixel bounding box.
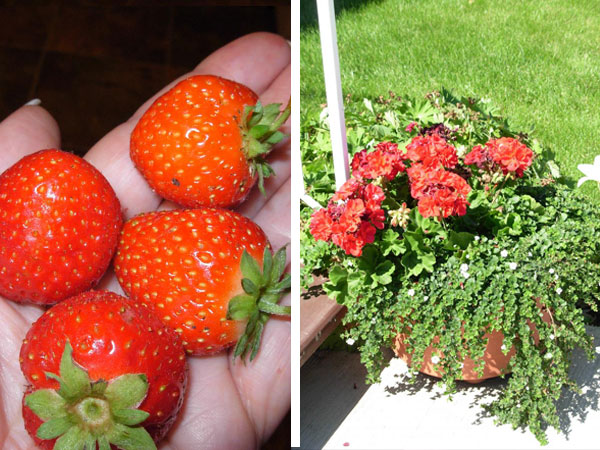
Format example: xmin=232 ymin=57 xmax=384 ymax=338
xmin=300 ymin=90 xmax=600 ymax=445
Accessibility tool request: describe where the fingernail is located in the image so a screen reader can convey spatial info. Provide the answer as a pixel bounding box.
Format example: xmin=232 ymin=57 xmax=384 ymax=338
xmin=24 ymin=98 xmax=41 ymax=106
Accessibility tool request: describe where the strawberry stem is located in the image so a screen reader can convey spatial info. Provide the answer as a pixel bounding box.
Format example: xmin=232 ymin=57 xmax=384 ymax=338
xmin=227 ymin=246 xmax=291 ymax=361
xmin=24 ymin=341 xmax=156 ymax=450
xmin=242 ymin=99 xmax=291 ymax=196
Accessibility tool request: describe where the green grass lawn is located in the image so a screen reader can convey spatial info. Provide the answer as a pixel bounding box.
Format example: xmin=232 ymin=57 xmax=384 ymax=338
xmin=301 ymin=0 xmax=600 ymax=200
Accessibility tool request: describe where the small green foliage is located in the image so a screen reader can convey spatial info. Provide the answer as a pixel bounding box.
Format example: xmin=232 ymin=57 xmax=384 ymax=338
xmin=25 ymin=341 xmax=156 ymax=450
xmin=301 ymin=91 xmax=600 ymax=445
xmin=229 ymin=247 xmax=291 ymax=361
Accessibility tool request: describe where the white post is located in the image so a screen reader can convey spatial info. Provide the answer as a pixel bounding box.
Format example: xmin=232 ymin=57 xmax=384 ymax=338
xmin=316 ymin=0 xmax=349 ymax=189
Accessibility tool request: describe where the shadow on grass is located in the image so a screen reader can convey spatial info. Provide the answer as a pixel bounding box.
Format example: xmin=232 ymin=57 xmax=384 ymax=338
xmin=301 ymin=0 xmax=386 ymax=30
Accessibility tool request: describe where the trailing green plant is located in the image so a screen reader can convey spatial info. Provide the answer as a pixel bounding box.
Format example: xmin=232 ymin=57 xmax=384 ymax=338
xmin=300 ymin=90 xmax=600 ymax=444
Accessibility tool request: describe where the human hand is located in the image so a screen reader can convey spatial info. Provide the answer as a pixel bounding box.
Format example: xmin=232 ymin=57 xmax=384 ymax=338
xmin=0 ymin=32 xmax=290 ymax=450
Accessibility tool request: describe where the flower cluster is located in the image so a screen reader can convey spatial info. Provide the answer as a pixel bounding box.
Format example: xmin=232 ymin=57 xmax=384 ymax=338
xmin=464 ymin=137 xmax=533 ymax=177
xmin=310 ymin=179 xmax=385 ymax=256
xmin=405 ymin=134 xmax=458 ymax=169
xmin=351 ymin=141 xmax=406 ymax=180
xmin=407 ymin=164 xmax=471 ymax=218
xmin=310 ymin=131 xmax=534 ymax=256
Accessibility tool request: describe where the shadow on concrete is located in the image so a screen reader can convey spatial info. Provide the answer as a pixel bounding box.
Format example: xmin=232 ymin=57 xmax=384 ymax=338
xmin=301 ymin=348 xmax=393 ymax=449
xmin=555 ymin=327 xmax=600 ymax=438
xmin=380 ymin=326 xmax=600 ymax=440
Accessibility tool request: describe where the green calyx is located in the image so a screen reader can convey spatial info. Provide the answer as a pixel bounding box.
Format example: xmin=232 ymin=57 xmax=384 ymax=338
xmin=242 ymin=99 xmax=291 ymax=195
xmin=25 ymin=341 xmax=156 ymax=450
xmin=227 ymin=246 xmax=291 ymax=361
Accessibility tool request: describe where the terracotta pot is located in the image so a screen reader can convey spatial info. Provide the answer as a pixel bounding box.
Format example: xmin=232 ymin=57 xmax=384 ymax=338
xmin=393 ymin=302 xmax=552 ymax=383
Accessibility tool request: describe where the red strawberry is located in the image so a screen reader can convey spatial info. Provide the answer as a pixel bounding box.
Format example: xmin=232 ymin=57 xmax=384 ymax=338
xmin=130 ymin=74 xmax=290 ymax=208
xmin=114 ymin=208 xmax=290 ymax=358
xmin=0 ymin=149 xmax=123 ymax=305
xmin=20 ymin=290 xmax=187 ymax=449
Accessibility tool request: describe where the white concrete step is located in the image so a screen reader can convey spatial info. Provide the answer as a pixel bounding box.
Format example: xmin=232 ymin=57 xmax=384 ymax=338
xmin=301 ymin=326 xmax=600 ymax=449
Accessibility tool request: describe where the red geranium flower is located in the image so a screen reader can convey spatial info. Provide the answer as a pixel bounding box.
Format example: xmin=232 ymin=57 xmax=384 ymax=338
xmin=351 ymin=142 xmax=406 ymax=181
xmin=463 ymin=144 xmax=489 ymax=168
xmin=309 ymin=208 xmax=334 ymax=241
xmin=464 ymin=138 xmax=533 ymax=177
xmin=332 ymin=178 xmax=363 ymax=202
xmin=407 ymin=164 xmax=471 ymax=219
xmin=339 ymin=198 xmax=366 ymax=233
xmin=309 ymin=181 xmax=387 ymax=257
xmin=405 ymin=135 xmax=458 ymax=169
xmin=487 ymin=137 xmax=533 ymax=177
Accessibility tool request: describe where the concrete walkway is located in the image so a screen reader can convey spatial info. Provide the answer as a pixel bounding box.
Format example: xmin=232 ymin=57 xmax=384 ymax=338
xmin=301 ymin=326 xmax=600 ymax=449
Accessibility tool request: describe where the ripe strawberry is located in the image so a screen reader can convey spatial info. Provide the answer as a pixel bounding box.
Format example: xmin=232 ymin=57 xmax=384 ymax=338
xmin=0 ymin=149 xmax=123 ymax=305
xmin=114 ymin=208 xmax=290 ymax=358
xmin=20 ymin=290 xmax=187 ymax=450
xmin=130 ymin=74 xmax=290 ymax=208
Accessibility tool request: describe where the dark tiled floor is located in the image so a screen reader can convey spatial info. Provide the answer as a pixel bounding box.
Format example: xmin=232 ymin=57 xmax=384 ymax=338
xmin=0 ymin=2 xmax=291 ymax=448
xmin=0 ymin=1 xmax=290 ymax=156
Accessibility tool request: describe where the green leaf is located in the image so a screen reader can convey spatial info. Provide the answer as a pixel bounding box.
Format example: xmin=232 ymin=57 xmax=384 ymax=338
xmin=270 ymin=274 xmax=291 ymax=292
xmin=270 ymin=246 xmax=288 ymax=284
xmin=266 ymin=130 xmax=285 ymax=144
xmin=444 ymin=231 xmax=476 ymax=251
xmin=323 ymin=265 xmax=348 ymax=302
xmin=105 ymin=374 xmax=148 ymax=411
xmin=25 ymin=389 xmax=67 ymax=420
xmin=371 ymin=260 xmax=395 ymax=286
xmin=381 ymin=229 xmax=406 ymax=256
xmin=401 ymin=250 xmax=436 ymax=277
xmin=241 ymin=278 xmax=258 ymax=296
xmin=98 ymin=436 xmax=111 ymax=450
xmin=53 ymin=425 xmax=87 ymax=450
xmin=112 ymin=409 xmax=150 ymax=426
xmin=227 ymin=294 xmax=256 ymax=320
xmin=547 ymin=160 xmax=561 ymax=178
xmin=57 ymin=341 xmax=92 ymax=402
xmin=108 ymin=423 xmax=156 ymax=450
xmin=37 ymin=416 xmax=74 ymax=440
xmin=250 ymin=124 xmax=271 ymax=139
xmin=357 ymin=245 xmax=379 ymax=272
xmin=83 ymin=434 xmax=97 ymax=450
xmin=328 ymin=265 xmax=347 ymax=285
xmin=347 ymin=271 xmax=367 ymax=294
xmin=262 ymin=248 xmax=273 ymax=283
xmin=240 ymin=250 xmax=264 ymax=287
xmin=257 ymin=300 xmax=291 ymax=316
xmin=91 ymin=380 xmax=108 ymax=397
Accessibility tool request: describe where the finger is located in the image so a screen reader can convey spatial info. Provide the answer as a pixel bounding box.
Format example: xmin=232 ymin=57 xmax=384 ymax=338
xmin=163 ymin=354 xmax=257 ymax=450
xmin=0 ymin=105 xmax=61 ymax=172
xmin=85 ymin=32 xmax=291 ymax=219
xmin=228 ymin=308 xmax=291 ymax=444
xmin=252 ymin=179 xmax=291 ymax=249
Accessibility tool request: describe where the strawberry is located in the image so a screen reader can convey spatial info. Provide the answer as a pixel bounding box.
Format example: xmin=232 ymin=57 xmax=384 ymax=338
xmin=20 ymin=290 xmax=187 ymax=449
xmin=130 ymin=74 xmax=290 ymax=208
xmin=114 ymin=208 xmax=290 ymax=358
xmin=0 ymin=149 xmax=123 ymax=305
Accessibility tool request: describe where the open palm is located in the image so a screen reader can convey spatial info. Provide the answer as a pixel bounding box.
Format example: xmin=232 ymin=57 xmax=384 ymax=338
xmin=0 ymin=33 xmax=290 ymax=450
